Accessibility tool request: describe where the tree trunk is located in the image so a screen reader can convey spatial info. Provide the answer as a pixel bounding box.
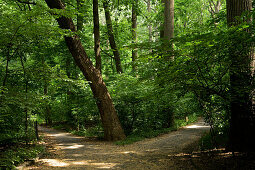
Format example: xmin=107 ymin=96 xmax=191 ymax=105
xmin=65 ymin=49 xmax=75 ymax=124
xmin=132 ymin=0 xmax=138 ymax=72
xmin=227 ymin=0 xmax=255 ymax=152
xmin=20 ymin=55 xmax=29 ymax=145
xmin=34 ymin=120 xmax=39 ymax=140
xmin=208 ymin=0 xmax=222 ymax=18
xmin=215 ymin=1 xmax=221 ymax=13
xmin=77 ymin=0 xmax=83 ymax=31
xmin=103 ymin=1 xmax=123 ymax=73
xmin=2 ymin=46 xmax=19 ymax=89
xmin=2 ymin=53 xmax=10 ymax=88
xmin=160 ymin=0 xmax=165 ymax=39
xmin=147 ymin=0 xmax=152 ymax=42
xmin=42 ymin=56 xmax=52 ymax=126
xmin=44 ymin=83 xmax=52 ymax=126
xmin=93 ymin=0 xmax=101 ymax=72
xmin=163 ymin=0 xmax=174 ymax=60
xmin=164 ymin=0 xmax=174 ymax=40
xmin=44 ymin=0 xmax=126 ymax=141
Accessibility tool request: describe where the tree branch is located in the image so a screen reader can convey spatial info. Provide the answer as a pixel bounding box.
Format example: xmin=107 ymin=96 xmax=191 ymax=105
xmin=100 ymin=48 xmax=114 ymax=59
xmin=16 ymin=0 xmax=36 ymax=5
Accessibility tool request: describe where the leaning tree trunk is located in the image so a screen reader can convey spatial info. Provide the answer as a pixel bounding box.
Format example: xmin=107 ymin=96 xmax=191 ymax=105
xmin=45 ymin=0 xmax=126 ymax=141
xmin=227 ymin=0 xmax=255 ymax=152
xmin=93 ymin=0 xmax=101 ymax=72
xmin=103 ymin=1 xmax=123 ymax=73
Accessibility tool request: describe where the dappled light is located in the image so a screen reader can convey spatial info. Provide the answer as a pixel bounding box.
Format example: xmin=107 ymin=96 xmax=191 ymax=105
xmin=185 ymin=125 xmax=210 ymax=129
xmin=41 ymin=159 xmax=69 ymax=167
xmin=71 ymin=154 xmax=83 ymax=157
xmin=40 ymin=159 xmax=118 ymax=169
xmin=2 ymin=0 xmax=255 ymax=169
xmin=121 ymin=151 xmax=137 ymax=154
xmin=164 ymin=149 xmax=255 ymax=169
xmin=59 ymin=144 xmax=84 ymax=149
xmin=26 ymin=119 xmax=213 ymax=169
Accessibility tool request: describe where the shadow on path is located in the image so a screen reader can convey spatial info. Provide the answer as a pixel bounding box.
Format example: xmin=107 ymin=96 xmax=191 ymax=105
xmin=27 ymin=119 xmax=210 ymax=169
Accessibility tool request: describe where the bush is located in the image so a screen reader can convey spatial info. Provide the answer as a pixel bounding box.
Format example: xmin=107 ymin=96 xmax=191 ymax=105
xmin=0 ymin=144 xmax=44 ymax=169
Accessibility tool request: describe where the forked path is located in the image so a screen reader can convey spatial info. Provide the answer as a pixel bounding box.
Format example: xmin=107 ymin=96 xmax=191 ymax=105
xmin=27 ymin=119 xmax=210 ymax=169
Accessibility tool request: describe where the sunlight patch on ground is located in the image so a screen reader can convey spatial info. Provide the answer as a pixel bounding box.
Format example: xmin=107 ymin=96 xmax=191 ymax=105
xmin=72 ymin=160 xmax=90 ymax=165
xmin=145 ymin=149 xmax=160 ymax=152
xmin=172 ymin=153 xmax=191 ymax=157
xmin=61 ymin=144 xmax=84 ymax=149
xmin=41 ymin=159 xmax=117 ymax=169
xmin=72 ymin=161 xmax=117 ymax=168
xmin=185 ymin=125 xmax=210 ymax=129
xmin=45 ymin=133 xmax=84 ymax=139
xmin=122 ymin=151 xmax=137 ymax=154
xmin=45 ymin=133 xmax=68 ymax=137
xmin=71 ymin=154 xmax=83 ymax=157
xmin=41 ymin=159 xmax=69 ymax=167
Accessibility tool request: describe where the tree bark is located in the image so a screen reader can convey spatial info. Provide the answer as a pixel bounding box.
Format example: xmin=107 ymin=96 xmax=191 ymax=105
xmin=147 ymin=0 xmax=152 ymax=42
xmin=160 ymin=0 xmax=165 ymax=39
xmin=35 ymin=120 xmax=39 ymax=140
xmin=2 ymin=46 xmax=19 ymax=88
xmin=132 ymin=0 xmax=138 ymax=72
xmin=65 ymin=46 xmax=76 ymax=124
xmin=20 ymin=55 xmax=29 ymax=145
xmin=208 ymin=0 xmax=222 ymax=25
xmin=2 ymin=53 xmax=10 ymax=88
xmin=77 ymin=0 xmax=83 ymax=31
xmin=163 ymin=0 xmax=174 ymax=60
xmin=103 ymin=1 xmax=123 ymax=73
xmin=44 ymin=83 xmax=52 ymax=126
xmin=164 ymin=0 xmax=174 ymax=40
xmin=93 ymin=0 xmax=101 ymax=72
xmin=209 ymin=0 xmax=221 ymax=15
xmin=227 ymin=0 xmax=255 ymax=152
xmin=44 ymin=0 xmax=126 ymax=141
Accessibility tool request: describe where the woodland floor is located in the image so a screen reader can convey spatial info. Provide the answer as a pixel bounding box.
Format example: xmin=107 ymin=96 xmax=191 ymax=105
xmin=21 ymin=119 xmax=255 ymax=170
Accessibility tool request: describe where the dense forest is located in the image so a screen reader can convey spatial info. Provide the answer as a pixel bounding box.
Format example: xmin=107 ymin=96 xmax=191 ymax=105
xmin=1 ymin=0 xmax=255 ymax=168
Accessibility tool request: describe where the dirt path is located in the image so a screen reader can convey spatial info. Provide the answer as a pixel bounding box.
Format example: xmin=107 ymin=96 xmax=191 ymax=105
xmin=26 ymin=119 xmax=210 ymax=169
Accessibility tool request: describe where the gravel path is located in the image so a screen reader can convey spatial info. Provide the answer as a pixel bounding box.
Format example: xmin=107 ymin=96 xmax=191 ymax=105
xmin=26 ymin=119 xmax=210 ymax=169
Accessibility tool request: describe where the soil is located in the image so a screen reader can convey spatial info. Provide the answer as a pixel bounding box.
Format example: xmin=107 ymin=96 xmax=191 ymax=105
xmin=24 ymin=119 xmax=255 ymax=170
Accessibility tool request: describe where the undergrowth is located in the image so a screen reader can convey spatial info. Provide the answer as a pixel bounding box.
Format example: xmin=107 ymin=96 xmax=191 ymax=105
xmin=52 ymin=123 xmax=104 ymax=138
xmin=0 ymin=144 xmax=44 ymax=169
xmin=115 ymin=114 xmax=199 ymax=145
xmin=50 ymin=114 xmax=198 ymax=145
xmin=199 ymin=129 xmax=229 ymax=151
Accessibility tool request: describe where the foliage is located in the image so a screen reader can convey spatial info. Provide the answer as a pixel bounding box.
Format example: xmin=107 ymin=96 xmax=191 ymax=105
xmin=115 ymin=114 xmax=198 ymax=145
xmin=0 ymin=144 xmax=44 ymax=169
xmin=199 ymin=131 xmax=229 ymax=151
xmin=0 ymin=0 xmax=253 ymax=154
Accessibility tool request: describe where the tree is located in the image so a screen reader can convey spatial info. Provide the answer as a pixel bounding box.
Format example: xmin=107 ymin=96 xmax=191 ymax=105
xmin=147 ymin=0 xmax=152 ymax=42
xmin=208 ymin=0 xmax=222 ymax=18
xmin=226 ymin=0 xmax=255 ymax=151
xmin=93 ymin=0 xmax=101 ymax=72
xmin=103 ymin=0 xmax=123 ymax=73
xmin=132 ymin=0 xmax=138 ymax=72
xmin=77 ymin=0 xmax=84 ymax=31
xmin=162 ymin=0 xmax=174 ymax=61
xmin=164 ymin=0 xmax=174 ymax=40
xmin=44 ymin=0 xmax=126 ymax=141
